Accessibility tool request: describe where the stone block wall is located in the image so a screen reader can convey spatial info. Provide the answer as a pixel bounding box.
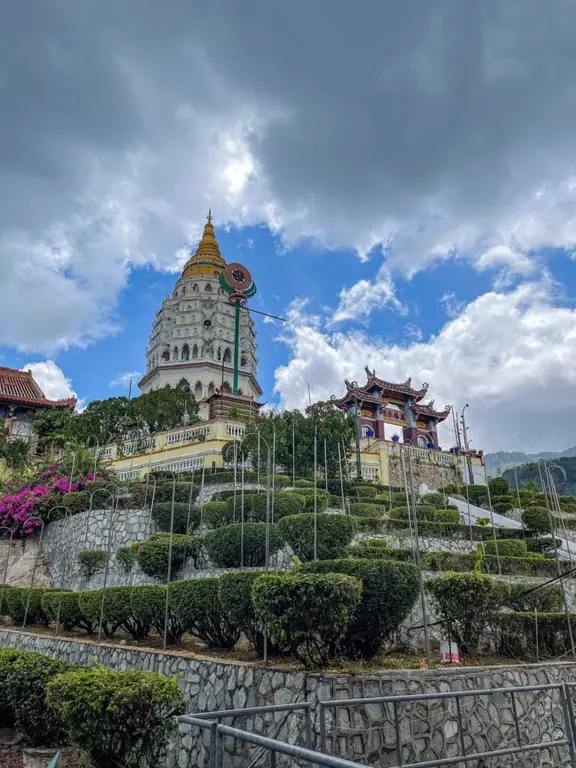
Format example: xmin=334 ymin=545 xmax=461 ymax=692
xmin=0 ymin=629 xmax=575 ymax=767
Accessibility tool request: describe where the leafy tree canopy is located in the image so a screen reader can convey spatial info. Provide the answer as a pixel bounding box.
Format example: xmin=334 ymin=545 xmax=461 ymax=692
xmin=34 ymin=386 xmax=199 ymax=450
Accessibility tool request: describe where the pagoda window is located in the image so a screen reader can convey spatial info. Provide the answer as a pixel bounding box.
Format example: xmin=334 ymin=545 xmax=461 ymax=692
xmin=192 ymin=344 xmax=198 ymax=359
xmin=177 ymin=378 xmax=190 ymax=392
xmin=217 ymin=346 xmax=222 ymax=361
xmin=161 ymin=350 xmax=169 ymax=362
xmin=240 ymin=355 xmax=247 ymax=367
xmin=205 ymin=283 xmax=213 ymax=293
xmin=207 ymin=382 xmax=215 ymax=397
xmin=193 ymin=284 xmax=199 ymax=293
xmin=181 ymin=286 xmax=186 ymax=295
xmin=223 ymin=347 xmax=232 ymax=363
xmin=194 ymin=381 xmax=202 ymax=400
xmin=181 ymin=344 xmax=190 ymax=361
xmin=172 ymin=346 xmax=179 ymax=361
xmin=222 ymin=381 xmax=231 ymax=393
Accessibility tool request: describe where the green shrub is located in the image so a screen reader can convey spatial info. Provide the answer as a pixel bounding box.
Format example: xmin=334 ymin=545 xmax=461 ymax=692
xmin=203 ymin=523 xmax=284 ymax=568
xmin=7 ymin=587 xmax=56 ymax=626
xmin=77 ymin=549 xmax=107 ymax=577
xmin=525 ymin=537 xmax=559 ymax=558
xmin=203 ymin=500 xmax=234 ymax=528
xmin=47 ymin=666 xmax=186 ymax=768
xmin=41 ymin=591 xmax=94 ymax=633
xmin=391 ymin=492 xmax=409 ymax=505
xmin=171 ymin=578 xmax=239 ymax=648
xmin=61 ymin=490 xmax=90 ymax=513
xmin=349 ymin=503 xmax=386 ymax=518
xmin=219 ymin=571 xmax=269 ymax=654
xmin=79 ymin=586 xmax=147 ymax=639
xmin=152 ymin=501 xmax=199 ymax=534
xmin=507 ymin=582 xmax=563 ymax=613
xmin=482 ymin=539 xmax=527 ymax=558
xmin=422 ymin=552 xmax=476 ymax=572
xmin=154 ymin=481 xmax=199 ymax=505
xmin=434 ymin=508 xmax=460 ymax=524
xmin=294 ymin=478 xmax=314 ymax=487
xmin=0 ymin=649 xmax=72 ymax=746
xmin=420 ymin=493 xmax=446 ymax=507
xmin=522 ymin=506 xmax=551 ymax=535
xmin=252 ymin=572 xmax=362 ymax=667
xmin=350 ymin=485 xmax=378 ymax=499
xmin=348 ymin=545 xmax=402 ymax=560
xmin=300 ymin=559 xmax=420 ymax=659
xmin=211 ymin=489 xmax=242 ymax=501
xmin=489 ymin=477 xmax=509 ymax=496
xmin=134 ymin=533 xmax=199 ymax=578
xmin=357 ymin=538 xmax=389 ymax=548
xmin=491 ymin=612 xmax=576 ymax=659
xmin=116 ymin=546 xmax=136 ymax=573
xmin=224 ymin=493 xmax=259 ymax=523
xmin=426 ymin=573 xmax=507 ymax=651
xmin=130 ymin=585 xmax=184 ymax=646
xmin=278 ymin=513 xmax=356 ymax=562
xmin=253 ymin=491 xmax=305 ymax=521
xmin=287 ymin=487 xmax=331 ymax=512
xmin=493 ymin=501 xmax=515 ymax=515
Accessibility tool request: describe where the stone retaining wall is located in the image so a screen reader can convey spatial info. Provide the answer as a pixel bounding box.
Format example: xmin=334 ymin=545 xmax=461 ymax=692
xmin=0 ymin=629 xmax=575 ymax=767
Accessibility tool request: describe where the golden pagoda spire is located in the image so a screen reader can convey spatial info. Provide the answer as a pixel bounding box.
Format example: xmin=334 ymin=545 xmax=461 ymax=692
xmin=182 ymin=211 xmax=226 ymax=277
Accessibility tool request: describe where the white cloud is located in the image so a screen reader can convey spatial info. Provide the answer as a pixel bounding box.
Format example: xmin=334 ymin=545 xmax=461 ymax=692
xmin=273 ymin=280 xmax=576 ymax=453
xmin=110 ymin=371 xmax=142 ymax=389
xmin=329 ymin=270 xmax=405 ymax=325
xmin=21 ymin=361 xmax=77 ymax=403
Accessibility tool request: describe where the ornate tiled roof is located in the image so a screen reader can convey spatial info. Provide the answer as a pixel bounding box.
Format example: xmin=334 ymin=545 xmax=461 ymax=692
xmin=411 ymin=400 xmax=451 ymax=422
xmin=0 ymin=366 xmax=76 ymax=409
xmin=182 ymin=211 xmax=227 ymax=278
xmin=363 ymin=366 xmax=429 ymax=401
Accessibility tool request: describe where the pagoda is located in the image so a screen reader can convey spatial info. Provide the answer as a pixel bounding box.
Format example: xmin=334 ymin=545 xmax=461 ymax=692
xmin=332 ymin=366 xmax=451 ymax=449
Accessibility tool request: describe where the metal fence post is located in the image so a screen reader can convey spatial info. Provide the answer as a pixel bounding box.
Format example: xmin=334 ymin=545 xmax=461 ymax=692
xmin=561 ymin=683 xmax=576 ymax=767
xmin=319 ymin=703 xmax=327 ymax=753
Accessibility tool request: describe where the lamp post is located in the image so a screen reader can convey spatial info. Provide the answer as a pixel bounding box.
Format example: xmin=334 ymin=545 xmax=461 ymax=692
xmin=460 ymin=405 xmax=474 ymax=485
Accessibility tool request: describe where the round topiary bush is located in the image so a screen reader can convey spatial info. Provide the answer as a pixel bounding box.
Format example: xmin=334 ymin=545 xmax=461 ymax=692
xmin=434 ymin=508 xmax=460 ymax=524
xmin=420 ymin=493 xmax=446 ymax=507
xmin=350 ymin=485 xmax=378 ymax=499
xmin=252 ymin=571 xmax=362 ymax=667
xmin=277 ymin=513 xmax=356 ymax=562
xmin=152 ymin=502 xmax=199 ymax=534
xmin=170 ymin=577 xmax=239 ymax=648
xmin=252 ymin=491 xmax=305 ymax=521
xmin=116 ymin=546 xmax=136 ymax=573
xmin=218 ymin=571 xmax=268 ymax=653
xmin=287 ymin=487 xmax=331 ymax=512
xmin=300 ymin=558 xmax=420 ymax=659
xmin=77 ymin=549 xmax=107 ymax=577
xmin=482 ymin=538 xmax=527 ymax=558
xmin=130 ymin=584 xmax=184 ymax=646
xmin=61 ymin=490 xmax=90 ymax=514
xmin=41 ymin=590 xmax=94 ymax=633
xmin=46 ymin=666 xmax=186 ymax=768
xmin=203 ymin=523 xmax=284 ymax=568
xmin=522 ymin=506 xmax=551 ymax=535
xmin=349 ymin=503 xmax=386 ymax=518
xmin=203 ymin=500 xmax=234 ymax=528
xmin=134 ymin=533 xmax=199 ymax=578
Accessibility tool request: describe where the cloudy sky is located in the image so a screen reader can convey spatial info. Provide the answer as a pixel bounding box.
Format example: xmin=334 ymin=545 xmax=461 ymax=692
xmin=3 ymin=1 xmax=576 ymax=453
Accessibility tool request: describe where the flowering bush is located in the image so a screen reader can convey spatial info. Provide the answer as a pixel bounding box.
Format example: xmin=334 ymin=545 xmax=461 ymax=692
xmin=0 ymin=462 xmax=106 ymax=535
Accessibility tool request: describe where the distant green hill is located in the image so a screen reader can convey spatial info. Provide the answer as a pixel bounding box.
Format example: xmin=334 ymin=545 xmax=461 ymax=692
xmin=501 ymin=455 xmax=576 ymax=495
xmin=486 ymin=447 xmax=576 ymax=477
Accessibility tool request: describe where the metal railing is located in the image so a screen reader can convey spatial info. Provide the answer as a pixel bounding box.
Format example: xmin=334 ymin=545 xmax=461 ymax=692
xmin=178 ymin=682 xmax=576 ymax=767
xmin=319 ymin=682 xmax=576 ymax=768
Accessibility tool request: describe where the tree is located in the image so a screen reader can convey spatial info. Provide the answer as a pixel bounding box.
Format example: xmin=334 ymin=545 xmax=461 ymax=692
xmin=245 ymin=404 xmax=355 ymax=479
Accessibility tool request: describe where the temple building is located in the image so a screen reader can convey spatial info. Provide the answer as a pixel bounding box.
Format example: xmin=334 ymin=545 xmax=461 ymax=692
xmin=108 ymin=214 xmax=262 ymax=479
xmin=138 ymin=212 xmax=262 ymax=421
xmin=334 ymin=367 xmax=451 ymax=448
xmin=0 ymin=366 xmax=76 ymax=448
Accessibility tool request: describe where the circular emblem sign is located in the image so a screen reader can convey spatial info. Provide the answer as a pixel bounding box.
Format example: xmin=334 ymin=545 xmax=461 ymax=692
xmin=224 ymin=262 xmax=253 ymax=291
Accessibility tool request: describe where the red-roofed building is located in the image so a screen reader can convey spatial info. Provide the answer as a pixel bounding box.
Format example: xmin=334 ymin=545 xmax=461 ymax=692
xmin=0 ymin=366 xmax=76 ymax=444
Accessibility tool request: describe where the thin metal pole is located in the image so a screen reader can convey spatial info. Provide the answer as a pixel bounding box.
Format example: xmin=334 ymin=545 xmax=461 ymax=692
xmin=233 ymin=441 xmax=238 ymax=523
xmin=199 ymin=460 xmax=206 ymax=529
xmin=401 ymin=450 xmax=416 ymax=561
xmin=241 ymin=458 xmax=245 ymax=569
xmin=21 ymin=518 xmax=46 ymax=627
xmin=406 ymin=448 xmax=431 ymax=667
xmin=465 ymin=481 xmax=473 ymax=545
xmin=271 ymin=425 xmax=276 ymax=524
xmin=163 ymin=476 xmax=177 ymax=650
xmin=264 ymin=445 xmax=271 ymax=664
xmin=560 ymin=683 xmax=576 ymax=767
xmin=292 ymin=419 xmax=296 ymax=486
xmin=54 ymin=507 xmax=73 ymax=636
xmin=96 ymin=493 xmax=119 ymax=643
xmin=184 ymin=470 xmax=196 ymax=555
xmin=337 ymin=442 xmax=346 ymax=515
xmin=147 ymin=475 xmax=158 ymax=537
xmin=257 ymin=430 xmax=261 ymax=491
xmin=0 ymin=527 xmax=14 ymax=617
xmin=313 ymin=427 xmax=318 ymax=561
xmin=483 ymin=463 xmax=501 ymax=574
xmin=324 ymin=438 xmax=328 ymax=493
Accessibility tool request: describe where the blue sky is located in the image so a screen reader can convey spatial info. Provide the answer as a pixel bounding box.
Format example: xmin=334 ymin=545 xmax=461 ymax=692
xmin=3 ymin=2 xmax=576 ymax=454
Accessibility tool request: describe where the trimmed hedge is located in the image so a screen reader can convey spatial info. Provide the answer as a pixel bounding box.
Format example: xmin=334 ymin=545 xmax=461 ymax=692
xmin=77 ymin=549 xmax=107 ymax=577
xmin=171 ymin=577 xmax=239 ymax=648
xmin=152 ymin=501 xmax=199 ymax=534
xmin=522 ymin=506 xmax=551 ymax=534
xmin=218 ymin=571 xmax=268 ymax=654
xmin=203 ymin=523 xmax=284 ymax=568
xmin=61 ymin=490 xmax=90 ymax=513
xmin=130 ymin=585 xmax=184 ymax=646
xmin=203 ymin=500 xmax=233 ymax=528
xmin=300 ymin=558 xmax=420 ymax=659
xmin=507 ymin=582 xmax=563 ymax=613
xmin=350 ymin=485 xmax=379 ymax=499
xmin=426 ymin=572 xmax=507 ymax=651
xmin=277 ymin=513 xmax=356 ymax=562
xmin=252 ymin=572 xmax=362 ymax=667
xmin=134 ymin=532 xmax=200 ymax=578
xmin=482 ymin=538 xmax=527 ymax=558
xmin=253 ymin=491 xmax=306 ymax=521
xmin=0 ymin=648 xmax=72 ymax=746
xmin=116 ymin=546 xmax=136 ymax=573
xmin=6 ymin=587 xmax=57 ymax=626
xmin=41 ymin=590 xmax=94 ymax=633
xmin=286 ymin=487 xmax=331 ymax=512
xmin=491 ymin=612 xmax=576 ymax=659
xmin=47 ymin=666 xmax=186 ymax=768
xmin=349 ymin=503 xmax=386 ymax=518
